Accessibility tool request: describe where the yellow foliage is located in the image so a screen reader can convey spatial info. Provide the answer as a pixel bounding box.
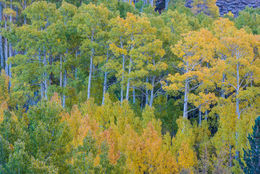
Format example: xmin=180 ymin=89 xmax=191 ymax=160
xmin=0 ymin=101 xmax=8 ymax=124
xmin=172 ymin=118 xmax=197 ymax=172
xmin=0 ymin=70 xmax=10 ymax=104
xmin=124 ymin=123 xmax=178 ymax=174
xmin=192 ymin=0 xmax=219 ymax=17
xmin=50 ymin=92 xmax=61 ymax=106
xmin=177 ymin=142 xmax=197 ymax=172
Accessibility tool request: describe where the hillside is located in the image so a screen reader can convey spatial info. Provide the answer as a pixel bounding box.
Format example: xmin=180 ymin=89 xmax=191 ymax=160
xmin=0 ymin=0 xmax=259 ymax=173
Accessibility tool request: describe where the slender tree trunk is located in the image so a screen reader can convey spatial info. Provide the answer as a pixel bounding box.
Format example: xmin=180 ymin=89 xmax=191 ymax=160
xmin=102 ymin=48 xmax=109 ymax=105
xmin=199 ymin=105 xmax=202 ymax=125
xmin=149 ymin=75 xmax=155 ymax=107
xmin=87 ymin=32 xmax=94 ymax=100
xmin=220 ymin=74 xmax=225 ymax=98
xmin=204 ymin=63 xmax=209 ymax=120
xmin=60 ymin=56 xmax=62 ymax=88
xmin=165 ymin=0 xmax=169 ymax=10
xmin=133 ymin=87 xmax=136 ymax=104
xmin=145 ymin=77 xmax=149 ymax=106
xmin=4 ymin=7 xmax=8 ymax=75
xmin=87 ymin=51 xmax=93 ymax=99
xmin=8 ymin=0 xmax=12 ymax=79
xmin=120 ymin=40 xmax=125 ymax=104
xmin=102 ymin=71 xmax=108 ymax=105
xmin=236 ymin=63 xmax=240 ymax=119
xmin=75 ymin=51 xmax=78 ymax=78
xmin=235 ymin=62 xmax=240 ymax=160
xmin=24 ymin=0 xmax=27 ymax=24
xmin=149 ymin=0 xmax=153 ymax=7
xmin=43 ymin=49 xmax=48 ymax=100
xmin=166 ymin=80 xmax=169 ymax=102
xmin=126 ymin=58 xmax=132 ymax=101
xmin=63 ymin=69 xmax=67 ymax=108
xmin=39 ymin=49 xmax=44 ymax=99
xmin=60 ymin=55 xmax=63 ymax=104
xmin=183 ymin=78 xmax=189 ymax=118
xmin=0 ymin=2 xmax=3 ymax=69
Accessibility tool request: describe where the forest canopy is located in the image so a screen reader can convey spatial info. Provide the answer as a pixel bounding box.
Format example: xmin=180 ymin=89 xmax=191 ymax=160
xmin=0 ymin=0 xmax=259 ymax=173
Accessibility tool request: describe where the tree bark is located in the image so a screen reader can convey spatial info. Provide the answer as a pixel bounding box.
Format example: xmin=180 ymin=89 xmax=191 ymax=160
xmin=165 ymin=0 xmax=170 ymax=10
xmin=149 ymin=0 xmax=153 ymax=7
xmin=149 ymin=75 xmax=155 ymax=107
xmin=236 ymin=62 xmax=240 ymax=119
xmin=62 ymin=69 xmax=67 ymax=108
xmin=75 ymin=51 xmax=78 ymax=78
xmin=145 ymin=77 xmax=149 ymax=106
xmin=0 ymin=2 xmax=3 ymax=69
xmin=24 ymin=0 xmax=27 ymax=24
xmin=87 ymin=32 xmax=94 ymax=100
xmin=8 ymin=0 xmax=13 ymax=79
xmin=126 ymin=58 xmax=132 ymax=101
xmin=60 ymin=56 xmax=62 ymax=88
xmin=102 ymin=48 xmax=109 ymax=105
xmin=43 ymin=49 xmax=48 ymax=100
xmin=199 ymin=105 xmax=202 ymax=125
xmin=39 ymin=49 xmax=44 ymax=99
xmin=4 ymin=1 xmax=8 ymax=75
xmin=132 ymin=87 xmax=136 ymax=104
xmin=120 ymin=40 xmax=125 ymax=104
xmin=183 ymin=78 xmax=189 ymax=118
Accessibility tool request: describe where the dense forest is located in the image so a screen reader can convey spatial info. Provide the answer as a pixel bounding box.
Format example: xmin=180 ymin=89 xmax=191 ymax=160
xmin=0 ymin=0 xmax=259 ymax=173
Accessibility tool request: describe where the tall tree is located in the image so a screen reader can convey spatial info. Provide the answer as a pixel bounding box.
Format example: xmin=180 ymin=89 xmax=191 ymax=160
xmin=164 ymin=29 xmax=216 ymax=118
xmin=73 ymin=3 xmax=111 ymax=100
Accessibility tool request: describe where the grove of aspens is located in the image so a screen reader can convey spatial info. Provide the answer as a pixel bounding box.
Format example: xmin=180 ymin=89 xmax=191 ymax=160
xmin=0 ymin=0 xmax=259 ymax=173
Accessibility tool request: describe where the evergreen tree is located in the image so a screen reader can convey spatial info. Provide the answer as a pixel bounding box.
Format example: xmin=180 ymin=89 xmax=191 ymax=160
xmin=240 ymin=116 xmax=260 ymax=174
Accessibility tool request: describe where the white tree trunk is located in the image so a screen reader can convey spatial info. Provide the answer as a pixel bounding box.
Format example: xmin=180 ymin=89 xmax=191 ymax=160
xmin=145 ymin=77 xmax=149 ymax=106
xmin=8 ymin=0 xmax=12 ymax=80
xmin=133 ymin=87 xmax=135 ymax=104
xmin=183 ymin=61 xmax=189 ymax=118
xmin=126 ymin=58 xmax=132 ymax=101
xmin=102 ymin=49 xmax=109 ymax=105
xmin=199 ymin=105 xmax=202 ymax=125
xmin=0 ymin=2 xmax=3 ymax=69
xmin=87 ymin=32 xmax=94 ymax=100
xmin=236 ymin=63 xmax=240 ymax=119
xmin=149 ymin=0 xmax=153 ymax=7
xmin=235 ymin=62 xmax=240 ymax=160
xmin=24 ymin=0 xmax=27 ymax=24
xmin=39 ymin=49 xmax=44 ymax=99
xmin=149 ymin=75 xmax=155 ymax=107
xmin=87 ymin=50 xmax=93 ymax=100
xmin=60 ymin=56 xmax=62 ymax=87
xmin=75 ymin=51 xmax=78 ymax=78
xmin=43 ymin=49 xmax=48 ymax=100
xmin=165 ymin=0 xmax=170 ymax=10
xmin=120 ymin=40 xmax=125 ymax=104
xmin=62 ymin=69 xmax=67 ymax=108
xmin=4 ymin=4 xmax=8 ymax=75
xmin=183 ymin=78 xmax=189 ymax=118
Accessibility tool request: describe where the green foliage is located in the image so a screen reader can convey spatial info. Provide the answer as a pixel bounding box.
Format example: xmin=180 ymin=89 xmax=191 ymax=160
xmin=240 ymin=116 xmax=260 ymax=174
xmin=235 ymin=7 xmax=260 ymax=34
xmin=0 ymin=0 xmax=259 ymax=173
xmin=70 ymin=134 xmax=126 ymax=173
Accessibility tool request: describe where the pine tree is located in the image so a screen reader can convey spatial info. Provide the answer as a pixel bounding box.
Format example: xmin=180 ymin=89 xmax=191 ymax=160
xmin=240 ymin=116 xmax=260 ymax=174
